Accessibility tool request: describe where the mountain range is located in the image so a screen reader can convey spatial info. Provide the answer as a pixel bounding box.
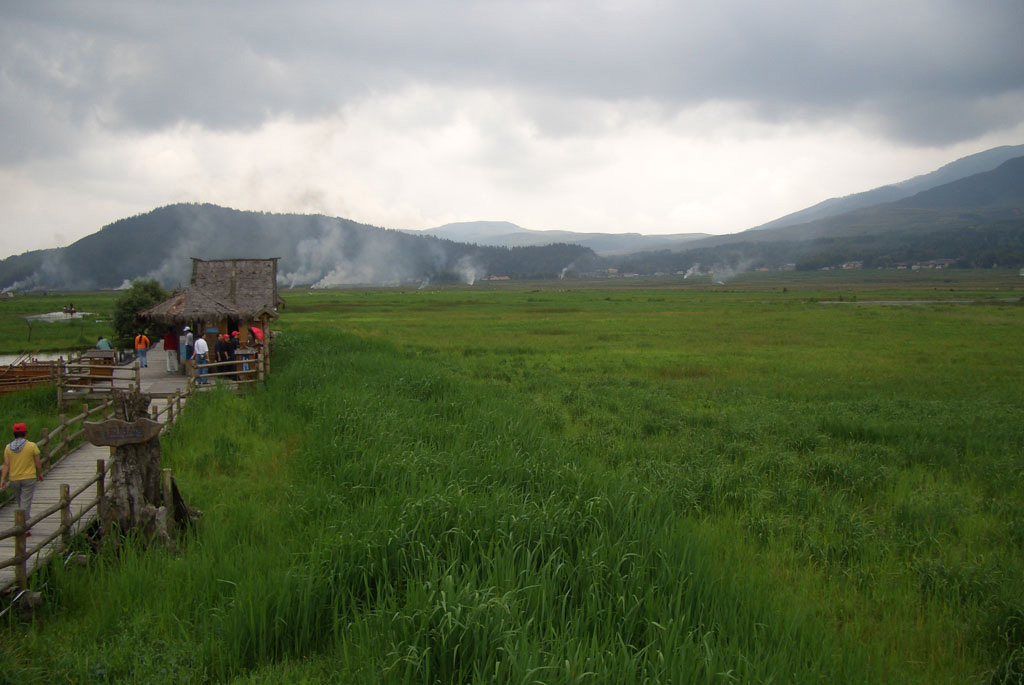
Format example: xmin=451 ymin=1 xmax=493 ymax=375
xmin=1 ymin=145 xmax=1022 ymax=291
xmin=413 ymin=221 xmax=709 ymax=255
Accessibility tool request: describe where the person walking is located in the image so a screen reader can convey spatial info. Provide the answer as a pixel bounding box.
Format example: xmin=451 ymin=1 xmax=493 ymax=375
xmin=194 ymin=333 xmax=210 ymax=384
xmin=183 ymin=326 xmax=194 ymax=361
xmin=163 ymin=328 xmax=179 ymax=373
xmin=229 ymin=330 xmax=240 ymax=380
xmin=1 ymin=422 xmax=43 ymax=536
xmin=134 ymin=331 xmax=151 ymax=368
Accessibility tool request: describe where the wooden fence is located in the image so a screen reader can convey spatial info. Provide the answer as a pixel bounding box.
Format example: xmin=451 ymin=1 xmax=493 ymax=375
xmin=56 ymin=358 xmax=141 ymax=408
xmin=188 ymin=354 xmax=263 ymax=392
xmin=0 ymin=360 xmax=61 ymax=395
xmin=39 ymin=398 xmax=116 ymax=472
xmin=0 ymin=459 xmax=108 ymax=592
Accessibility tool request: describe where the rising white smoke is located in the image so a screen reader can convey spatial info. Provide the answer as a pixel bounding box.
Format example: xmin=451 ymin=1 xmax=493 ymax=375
xmin=710 ymin=260 xmax=754 ymax=284
xmin=454 ymin=254 xmax=483 ymax=285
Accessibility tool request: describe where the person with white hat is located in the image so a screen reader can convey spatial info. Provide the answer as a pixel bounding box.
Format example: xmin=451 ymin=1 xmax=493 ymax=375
xmin=183 ymin=326 xmax=195 ymax=361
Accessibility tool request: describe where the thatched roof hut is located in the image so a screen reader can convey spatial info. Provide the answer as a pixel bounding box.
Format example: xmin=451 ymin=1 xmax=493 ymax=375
xmin=140 ymin=258 xmax=284 ymax=375
xmin=140 ymin=258 xmax=283 ymax=325
xmin=138 ymin=285 xmax=242 ymax=326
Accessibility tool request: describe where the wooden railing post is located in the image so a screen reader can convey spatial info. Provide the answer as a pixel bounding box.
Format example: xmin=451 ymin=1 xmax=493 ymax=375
xmin=167 ymin=396 xmax=174 ymax=424
xmin=134 ymin=359 xmax=141 ymax=392
xmin=56 ymin=356 xmax=65 ymax=410
xmin=162 ymin=468 xmax=175 ymax=538
xmin=60 ymin=484 xmax=72 ymax=549
xmin=57 ymin=413 xmax=67 ymax=461
xmin=96 ymin=459 xmax=106 ymax=503
xmin=14 ymin=509 xmax=28 ymax=590
xmin=161 ymin=469 xmax=173 ymax=508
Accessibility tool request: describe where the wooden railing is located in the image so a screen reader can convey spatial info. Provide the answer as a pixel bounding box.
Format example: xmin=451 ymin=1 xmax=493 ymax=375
xmin=0 ymin=459 xmax=108 ymax=592
xmin=0 ymin=360 xmax=61 ymax=395
xmin=37 ymin=398 xmax=117 ymax=472
xmin=149 ymin=389 xmax=187 ymax=424
xmin=56 ymin=358 xmax=141 ymax=407
xmin=187 ymin=355 xmax=263 ymax=392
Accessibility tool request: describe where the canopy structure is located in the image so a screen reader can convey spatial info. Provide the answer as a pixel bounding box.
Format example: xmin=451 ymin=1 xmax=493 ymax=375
xmin=139 ymin=286 xmax=243 ymax=325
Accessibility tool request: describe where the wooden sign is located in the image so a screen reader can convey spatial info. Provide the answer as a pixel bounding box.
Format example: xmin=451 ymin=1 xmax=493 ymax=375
xmin=84 ymin=418 xmax=163 ymax=446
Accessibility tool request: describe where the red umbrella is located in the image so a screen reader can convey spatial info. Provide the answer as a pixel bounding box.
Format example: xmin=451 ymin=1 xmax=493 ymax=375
xmin=250 ymin=326 xmax=264 ymax=342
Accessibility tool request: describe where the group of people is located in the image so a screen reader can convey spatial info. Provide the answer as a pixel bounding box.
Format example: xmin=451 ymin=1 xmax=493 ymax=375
xmin=94 ymin=325 xmax=255 ymax=383
xmin=1 ymin=422 xmax=43 ymax=536
xmin=196 ymin=330 xmax=243 ymax=384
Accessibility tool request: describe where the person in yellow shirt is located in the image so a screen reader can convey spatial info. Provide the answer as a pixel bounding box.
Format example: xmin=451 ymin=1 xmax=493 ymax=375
xmin=1 ymin=422 xmax=43 ymax=536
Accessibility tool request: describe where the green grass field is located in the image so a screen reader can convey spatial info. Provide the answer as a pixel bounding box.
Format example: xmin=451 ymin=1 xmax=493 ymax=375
xmin=2 ymin=271 xmax=1023 ymax=683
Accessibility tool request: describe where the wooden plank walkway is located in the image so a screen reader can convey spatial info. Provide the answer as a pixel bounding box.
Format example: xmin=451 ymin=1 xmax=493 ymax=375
xmin=1 ymin=349 xmax=189 ymax=594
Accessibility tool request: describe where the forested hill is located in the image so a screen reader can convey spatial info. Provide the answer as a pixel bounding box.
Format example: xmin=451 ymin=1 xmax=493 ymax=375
xmin=0 ymin=204 xmax=598 ymax=291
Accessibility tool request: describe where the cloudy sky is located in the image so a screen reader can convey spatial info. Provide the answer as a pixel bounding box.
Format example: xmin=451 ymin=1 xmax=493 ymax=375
xmin=2 ymin=1 xmax=1023 ymax=257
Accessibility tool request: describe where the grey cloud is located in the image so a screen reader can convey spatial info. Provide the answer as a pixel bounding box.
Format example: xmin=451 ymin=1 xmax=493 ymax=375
xmin=1 ymin=0 xmax=1022 ymax=159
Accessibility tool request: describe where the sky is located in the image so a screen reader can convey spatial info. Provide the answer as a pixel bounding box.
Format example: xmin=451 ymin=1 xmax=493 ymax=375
xmin=2 ymin=1 xmax=1023 ymax=257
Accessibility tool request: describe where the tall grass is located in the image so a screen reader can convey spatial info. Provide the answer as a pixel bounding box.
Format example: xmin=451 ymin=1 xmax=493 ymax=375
xmin=2 ymin=280 xmax=1023 ymax=682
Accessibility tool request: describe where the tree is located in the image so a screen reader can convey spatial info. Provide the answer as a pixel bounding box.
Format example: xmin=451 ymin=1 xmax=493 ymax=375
xmin=113 ymin=279 xmax=168 ymax=348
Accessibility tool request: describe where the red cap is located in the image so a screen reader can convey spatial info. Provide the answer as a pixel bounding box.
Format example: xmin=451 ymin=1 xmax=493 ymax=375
xmin=12 ymin=422 xmax=27 ymax=433
xmin=231 ymin=331 xmax=239 ymax=336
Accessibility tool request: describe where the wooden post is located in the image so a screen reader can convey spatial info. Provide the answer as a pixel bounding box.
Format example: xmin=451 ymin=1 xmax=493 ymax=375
xmin=60 ymin=484 xmax=72 ymax=549
xmin=161 ymin=468 xmax=175 ymax=538
xmin=56 ymin=356 xmax=64 ymax=410
xmin=14 ymin=509 xmax=28 ymax=590
xmin=96 ymin=459 xmax=106 ymax=503
xmin=57 ymin=413 xmax=67 ymax=461
xmin=161 ymin=469 xmax=173 ymax=508
xmin=167 ymin=397 xmax=174 ymax=425
xmin=134 ymin=359 xmax=141 ymax=392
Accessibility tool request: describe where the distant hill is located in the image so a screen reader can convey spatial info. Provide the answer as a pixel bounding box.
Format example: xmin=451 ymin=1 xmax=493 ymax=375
xmin=3 ymin=147 xmax=1022 ymax=291
xmin=750 ymin=144 xmax=1024 ymax=232
xmin=0 ymin=204 xmax=598 ymax=291
xmin=612 ymin=156 xmax=1024 ymax=273
xmin=418 ymin=221 xmax=709 ymax=255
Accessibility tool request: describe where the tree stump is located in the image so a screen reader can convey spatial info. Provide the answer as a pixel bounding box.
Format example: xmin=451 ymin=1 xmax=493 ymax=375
xmin=92 ymin=390 xmax=200 ymax=549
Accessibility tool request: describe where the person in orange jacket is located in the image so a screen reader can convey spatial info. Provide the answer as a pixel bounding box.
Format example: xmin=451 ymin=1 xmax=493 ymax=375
xmin=134 ymin=331 xmax=151 ymax=367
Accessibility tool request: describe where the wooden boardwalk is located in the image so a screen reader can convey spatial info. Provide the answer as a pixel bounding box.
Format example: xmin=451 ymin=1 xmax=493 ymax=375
xmin=0 ymin=349 xmax=189 ymax=594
